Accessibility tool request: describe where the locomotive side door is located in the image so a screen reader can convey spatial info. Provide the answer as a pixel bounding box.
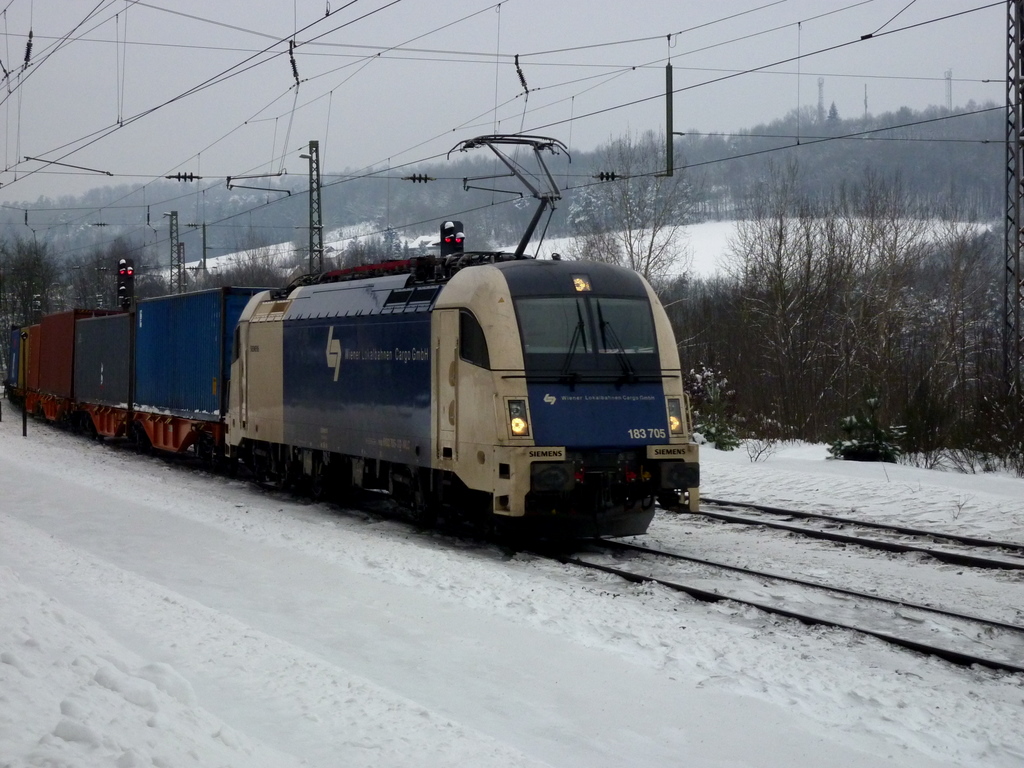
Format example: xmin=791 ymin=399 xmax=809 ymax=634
xmin=227 ymin=321 xmax=248 ymax=444
xmin=435 ymin=309 xmax=459 ymax=460
xmin=238 ymin=323 xmax=249 ymax=429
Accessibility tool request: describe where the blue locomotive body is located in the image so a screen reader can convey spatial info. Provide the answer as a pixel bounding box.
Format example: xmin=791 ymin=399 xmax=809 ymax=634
xmin=525 ymin=381 xmax=669 ymax=447
xmin=281 ymin=289 xmax=433 ymax=466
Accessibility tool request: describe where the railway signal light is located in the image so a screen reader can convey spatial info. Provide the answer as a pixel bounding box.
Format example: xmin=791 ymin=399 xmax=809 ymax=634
xmin=440 ymin=220 xmax=464 ymax=257
xmin=117 ymin=257 xmax=135 ymax=310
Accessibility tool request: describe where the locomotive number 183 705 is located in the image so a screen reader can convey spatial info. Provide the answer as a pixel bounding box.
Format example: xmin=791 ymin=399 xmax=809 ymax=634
xmin=627 ymin=428 xmax=667 ymax=440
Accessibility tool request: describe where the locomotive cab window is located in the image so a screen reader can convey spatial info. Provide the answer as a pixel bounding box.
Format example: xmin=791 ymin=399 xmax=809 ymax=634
xmin=594 ymin=298 xmax=656 ymax=354
xmin=459 ymin=309 xmax=490 ymax=369
xmin=514 ymin=295 xmax=658 ymax=377
xmin=515 ymin=297 xmax=591 ymax=354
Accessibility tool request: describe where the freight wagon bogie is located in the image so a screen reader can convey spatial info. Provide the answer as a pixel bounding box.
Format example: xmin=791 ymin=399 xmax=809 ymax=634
xmin=232 ymin=436 xmax=490 ymax=531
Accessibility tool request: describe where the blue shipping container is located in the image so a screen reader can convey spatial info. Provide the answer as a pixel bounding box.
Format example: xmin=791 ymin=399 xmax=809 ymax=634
xmin=134 ymin=287 xmax=265 ymax=420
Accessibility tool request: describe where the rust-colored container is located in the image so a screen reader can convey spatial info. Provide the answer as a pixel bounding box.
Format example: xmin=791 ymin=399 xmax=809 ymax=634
xmin=37 ymin=310 xmax=120 ymax=398
xmin=26 ymin=324 xmax=40 ymax=391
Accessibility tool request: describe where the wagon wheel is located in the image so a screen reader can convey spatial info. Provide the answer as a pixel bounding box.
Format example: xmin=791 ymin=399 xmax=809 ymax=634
xmin=657 ymin=491 xmax=680 ymax=510
xmin=131 ymin=422 xmax=152 ymax=454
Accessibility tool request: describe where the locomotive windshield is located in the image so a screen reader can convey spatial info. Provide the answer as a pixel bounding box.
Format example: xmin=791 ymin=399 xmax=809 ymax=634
xmin=514 ymin=295 xmax=659 ymax=379
xmin=593 ymin=298 xmax=656 ymax=354
xmin=517 ymin=297 xmax=592 ymax=354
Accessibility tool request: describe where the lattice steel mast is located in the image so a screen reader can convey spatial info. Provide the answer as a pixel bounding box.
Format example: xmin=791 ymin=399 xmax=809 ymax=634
xmin=166 ymin=211 xmax=182 ymax=295
xmin=304 ymin=140 xmax=324 ymax=277
xmin=1007 ymin=1 xmax=1023 ymax=397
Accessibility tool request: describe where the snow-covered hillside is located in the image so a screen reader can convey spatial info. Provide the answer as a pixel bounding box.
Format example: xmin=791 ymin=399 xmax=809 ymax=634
xmin=189 ymin=221 xmax=737 ymax=280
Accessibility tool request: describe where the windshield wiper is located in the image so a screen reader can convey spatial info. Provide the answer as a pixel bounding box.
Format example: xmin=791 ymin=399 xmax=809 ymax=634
xmin=559 ymin=301 xmax=587 ymax=389
xmin=597 ymin=304 xmax=637 ymax=386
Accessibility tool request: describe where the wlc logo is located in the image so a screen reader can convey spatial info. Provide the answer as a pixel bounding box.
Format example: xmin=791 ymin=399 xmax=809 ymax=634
xmin=325 ymin=327 xmax=341 ymax=381
xmin=543 ymin=393 xmax=557 ymax=405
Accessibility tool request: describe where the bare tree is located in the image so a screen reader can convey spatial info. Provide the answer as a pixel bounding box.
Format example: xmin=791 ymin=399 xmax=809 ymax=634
xmin=199 ymin=230 xmax=283 ymax=289
xmin=720 ymin=164 xmax=936 ymax=439
xmin=725 ymin=162 xmax=845 ymax=435
xmin=1 ymin=237 xmax=61 ymax=326
xmin=569 ymin=130 xmax=694 ymax=286
xmin=564 ymin=230 xmax=622 ymax=264
xmin=65 ymin=237 xmax=136 ymax=309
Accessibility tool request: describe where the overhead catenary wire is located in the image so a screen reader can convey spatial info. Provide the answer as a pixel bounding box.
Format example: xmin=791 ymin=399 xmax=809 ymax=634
xmin=4 ymin=92 xmax=1003 ymax=254
xmin=514 ymin=3 xmax=1002 ymax=140
xmin=10 ymin=89 xmax=1005 ymax=217
xmin=303 ymin=1 xmax=1000 ymax=193
xmin=0 ymin=0 xmax=991 ymax=189
xmin=23 ymin=100 xmax=1003 ymax=269
xmin=0 ymin=0 xmax=1003 ymax=254
xmin=0 ymin=1 xmax=126 ymax=105
xmin=864 ymin=0 xmax=919 ymax=39
xmin=0 ymin=0 xmax=387 ymax=188
xmin=0 ymin=0 xmax=390 ymax=227
xmin=0 ymin=0 xmax=510 ymax=225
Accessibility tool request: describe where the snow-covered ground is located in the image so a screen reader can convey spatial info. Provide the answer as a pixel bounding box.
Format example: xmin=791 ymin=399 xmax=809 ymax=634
xmin=1 ymin=412 xmax=1022 ymax=767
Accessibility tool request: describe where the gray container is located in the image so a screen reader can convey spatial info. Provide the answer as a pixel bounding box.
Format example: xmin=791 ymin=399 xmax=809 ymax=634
xmin=74 ymin=313 xmax=131 ymax=407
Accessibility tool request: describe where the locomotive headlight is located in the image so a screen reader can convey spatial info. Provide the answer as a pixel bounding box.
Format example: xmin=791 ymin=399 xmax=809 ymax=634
xmin=508 ymin=399 xmax=530 ymax=437
xmin=667 ymin=398 xmax=684 ymax=436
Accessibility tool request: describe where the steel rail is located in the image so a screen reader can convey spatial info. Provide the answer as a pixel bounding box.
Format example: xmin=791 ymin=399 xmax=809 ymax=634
xmin=601 ymin=540 xmax=1024 ymax=634
xmin=552 ymin=544 xmax=1024 ymax=675
xmin=700 ymin=498 xmax=1024 ymax=552
xmin=683 ymin=501 xmax=1024 ymax=571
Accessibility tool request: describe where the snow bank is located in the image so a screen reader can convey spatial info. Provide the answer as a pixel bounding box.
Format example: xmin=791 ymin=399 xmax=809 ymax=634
xmin=2 ymin=416 xmax=1023 ymax=767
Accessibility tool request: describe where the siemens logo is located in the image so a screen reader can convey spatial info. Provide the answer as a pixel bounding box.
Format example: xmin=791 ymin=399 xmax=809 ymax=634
xmin=648 ymin=446 xmax=691 ymax=458
xmin=528 ymin=448 xmax=566 ymax=460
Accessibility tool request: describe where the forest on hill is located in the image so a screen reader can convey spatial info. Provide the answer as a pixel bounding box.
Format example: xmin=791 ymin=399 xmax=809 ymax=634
xmin=0 ymin=101 xmax=1004 ymax=260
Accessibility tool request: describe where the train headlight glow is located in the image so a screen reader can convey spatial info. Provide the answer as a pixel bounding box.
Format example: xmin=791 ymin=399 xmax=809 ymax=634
xmin=667 ymin=398 xmax=684 ymax=436
xmin=571 ymin=274 xmax=592 ymax=292
xmin=508 ymin=399 xmax=530 ymax=437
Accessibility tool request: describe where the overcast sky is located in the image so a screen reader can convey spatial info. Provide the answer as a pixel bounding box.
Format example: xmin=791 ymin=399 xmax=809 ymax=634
xmin=0 ymin=0 xmax=1004 ymax=207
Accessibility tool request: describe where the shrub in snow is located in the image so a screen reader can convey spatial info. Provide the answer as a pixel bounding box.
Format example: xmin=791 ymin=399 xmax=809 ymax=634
xmin=828 ymin=396 xmax=904 ymax=463
xmin=899 ymin=379 xmax=951 ymax=468
xmin=684 ymin=365 xmax=740 ymax=451
xmin=745 ymin=437 xmax=778 ymax=462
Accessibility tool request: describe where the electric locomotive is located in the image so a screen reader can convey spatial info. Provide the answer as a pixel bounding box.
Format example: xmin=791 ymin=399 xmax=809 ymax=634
xmin=226 ymin=243 xmax=699 ymax=538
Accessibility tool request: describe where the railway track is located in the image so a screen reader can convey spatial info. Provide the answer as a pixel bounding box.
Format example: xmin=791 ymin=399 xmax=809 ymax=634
xmin=43 ymin=430 xmax=1024 ymax=673
xmin=547 ymin=539 xmax=1024 ymax=675
xmin=674 ymin=498 xmax=1024 ymax=571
